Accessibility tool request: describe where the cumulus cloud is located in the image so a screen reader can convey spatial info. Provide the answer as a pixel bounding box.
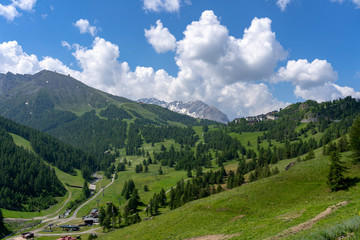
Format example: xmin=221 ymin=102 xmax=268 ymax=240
xmin=12 ymin=0 xmax=37 ymax=11
xmin=0 ymin=0 xmax=36 ymax=21
xmin=0 ymin=11 xmax=290 ymax=119
xmin=0 ymin=40 xmax=40 ymax=73
xmin=277 ymin=59 xmax=338 ymax=89
xmin=74 ymin=19 xmax=97 ymax=37
xmin=277 ymin=0 xmax=292 ymax=11
xmin=294 ymin=83 xmax=360 ymax=102
xmin=143 ymin=0 xmax=183 ymax=12
xmin=0 ymin=40 xmax=79 ymax=78
xmin=176 ymin=11 xmax=287 ymax=85
xmin=72 ymin=37 xmax=130 ymax=90
xmin=275 ymin=58 xmax=360 ymax=102
xmin=145 ymin=20 xmax=176 ymax=53
xmin=2 ymin=11 xmax=358 ymax=119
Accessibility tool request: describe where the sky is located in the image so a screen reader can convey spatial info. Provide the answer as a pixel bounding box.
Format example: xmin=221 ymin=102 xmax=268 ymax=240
xmin=0 ymin=0 xmax=360 ymax=120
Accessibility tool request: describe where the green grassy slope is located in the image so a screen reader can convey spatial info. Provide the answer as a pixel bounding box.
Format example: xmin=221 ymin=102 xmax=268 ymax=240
xmin=99 ymin=149 xmax=360 ymax=240
xmin=1 ymin=133 xmax=84 ymax=219
xmin=9 ymin=133 xmax=33 ymax=152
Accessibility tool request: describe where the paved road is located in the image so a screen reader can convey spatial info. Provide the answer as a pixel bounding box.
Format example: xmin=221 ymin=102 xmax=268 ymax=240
xmin=6 ymin=173 xmax=116 ymax=239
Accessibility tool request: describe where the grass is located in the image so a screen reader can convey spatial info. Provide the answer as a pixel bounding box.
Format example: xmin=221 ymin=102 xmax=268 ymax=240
xmin=9 ymin=133 xmax=33 ymax=152
xmin=96 ymin=149 xmax=360 ymax=240
xmin=76 ymin=153 xmax=189 ymax=218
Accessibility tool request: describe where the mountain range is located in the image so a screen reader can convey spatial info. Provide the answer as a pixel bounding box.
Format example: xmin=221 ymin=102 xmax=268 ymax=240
xmin=1 ymin=70 xmax=360 ymax=239
xmin=0 ymin=70 xmax=217 ymax=154
xmin=138 ymin=98 xmax=229 ymax=124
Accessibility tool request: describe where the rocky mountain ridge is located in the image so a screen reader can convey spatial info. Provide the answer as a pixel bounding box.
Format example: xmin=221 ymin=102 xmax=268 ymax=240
xmin=138 ymin=98 xmax=229 ymax=123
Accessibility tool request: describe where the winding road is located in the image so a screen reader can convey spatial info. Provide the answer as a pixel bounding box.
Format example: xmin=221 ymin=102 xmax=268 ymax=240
xmin=6 ymin=173 xmax=116 ymax=239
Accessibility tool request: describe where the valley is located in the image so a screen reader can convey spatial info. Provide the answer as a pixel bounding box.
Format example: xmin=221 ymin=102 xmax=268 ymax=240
xmin=1 ymin=71 xmax=360 ymax=240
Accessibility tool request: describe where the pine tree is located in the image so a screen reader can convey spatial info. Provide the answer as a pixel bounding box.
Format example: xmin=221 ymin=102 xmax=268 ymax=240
xmin=118 ymin=212 xmax=122 ymax=227
xmin=159 ymin=188 xmax=167 ymax=206
xmin=158 ymin=166 xmax=163 ymax=175
xmin=338 ymin=135 xmax=349 ymax=152
xmin=187 ymin=167 xmax=192 ymax=178
xmin=350 ymin=118 xmax=360 ymax=161
xmin=196 ymin=166 xmax=203 ymax=177
xmin=327 ymin=151 xmax=347 ymax=192
xmin=99 ymin=207 xmax=106 ymax=225
xmin=102 ymin=215 xmax=111 ymax=232
xmin=82 ymin=181 xmax=91 ymax=198
xmin=0 ymin=208 xmax=3 ymax=228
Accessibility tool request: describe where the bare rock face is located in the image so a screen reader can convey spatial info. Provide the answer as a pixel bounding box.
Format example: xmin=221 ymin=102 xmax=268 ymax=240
xmin=138 ymin=98 xmax=229 ymax=124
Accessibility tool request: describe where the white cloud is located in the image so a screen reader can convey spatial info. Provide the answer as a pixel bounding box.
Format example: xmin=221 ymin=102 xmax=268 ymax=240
xmin=294 ymin=83 xmax=360 ymax=102
xmin=0 ymin=12 xmax=290 ymax=119
xmin=0 ymin=40 xmax=40 ymax=73
xmin=74 ymin=19 xmax=97 ymax=37
xmin=3 ymin=11 xmax=358 ymax=119
xmin=0 ymin=4 xmax=18 ymax=21
xmin=143 ymin=0 xmax=183 ymax=12
xmin=72 ymin=37 xmax=129 ymax=89
xmin=61 ymin=41 xmax=71 ymax=50
xmin=277 ymin=59 xmax=338 ymax=89
xmin=39 ymin=57 xmax=80 ymax=78
xmin=331 ymin=0 xmax=360 ymax=8
xmin=277 ymin=0 xmax=292 ymax=11
xmin=276 ymin=58 xmax=360 ymax=102
xmin=0 ymin=40 xmax=79 ymax=77
xmin=0 ymin=0 xmax=36 ymax=21
xmin=176 ymin=11 xmax=287 ymax=85
xmin=12 ymin=0 xmax=37 ymax=11
xmin=145 ymin=20 xmax=176 ymax=53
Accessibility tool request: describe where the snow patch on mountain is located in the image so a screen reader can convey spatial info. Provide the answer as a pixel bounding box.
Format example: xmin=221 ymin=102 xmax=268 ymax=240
xmin=138 ymin=98 xmax=229 ymax=123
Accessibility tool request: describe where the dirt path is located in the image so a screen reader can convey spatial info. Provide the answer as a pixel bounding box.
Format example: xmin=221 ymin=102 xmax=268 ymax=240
xmin=70 ymin=172 xmax=116 ymax=219
xmin=35 ymin=227 xmax=103 ymax=236
xmin=184 ymin=233 xmax=240 ymax=240
xmin=267 ymin=201 xmax=348 ymax=240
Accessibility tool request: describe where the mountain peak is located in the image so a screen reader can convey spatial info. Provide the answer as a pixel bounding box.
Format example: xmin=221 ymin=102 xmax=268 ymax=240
xmin=137 ymin=98 xmax=229 ymax=124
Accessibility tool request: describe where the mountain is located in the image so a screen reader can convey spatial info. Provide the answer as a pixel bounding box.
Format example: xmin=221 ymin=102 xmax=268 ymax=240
xmin=0 ymin=70 xmax=216 ymax=154
xmin=0 ymin=70 xmax=131 ymax=118
xmin=137 ymin=98 xmax=229 ymax=123
xmin=94 ymin=97 xmax=360 ymax=240
xmin=0 ymin=116 xmax=67 ymax=212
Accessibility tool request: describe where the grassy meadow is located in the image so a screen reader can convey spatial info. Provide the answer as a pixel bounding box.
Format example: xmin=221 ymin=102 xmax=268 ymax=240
xmin=97 ymin=148 xmax=360 ymax=240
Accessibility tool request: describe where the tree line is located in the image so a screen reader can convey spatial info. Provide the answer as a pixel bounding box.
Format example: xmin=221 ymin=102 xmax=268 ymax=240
xmin=0 ymin=115 xmax=114 ymax=179
xmin=0 ymin=126 xmax=66 ymax=211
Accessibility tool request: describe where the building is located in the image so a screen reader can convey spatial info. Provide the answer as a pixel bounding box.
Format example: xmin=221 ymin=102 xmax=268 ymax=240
xmin=21 ymin=232 xmax=34 ymax=239
xmin=56 ymin=236 xmax=77 ymax=240
xmin=89 ymin=208 xmax=98 ymax=217
xmin=84 ymin=217 xmax=99 ymax=226
xmin=266 ymin=114 xmax=278 ymax=120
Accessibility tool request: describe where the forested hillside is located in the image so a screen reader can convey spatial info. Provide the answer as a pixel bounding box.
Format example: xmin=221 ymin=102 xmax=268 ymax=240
xmin=92 ymin=97 xmax=360 ymax=240
xmin=0 ymin=71 xmax=217 ymax=156
xmin=0 ymin=125 xmax=66 ymax=211
xmin=0 ymin=116 xmax=113 ymax=178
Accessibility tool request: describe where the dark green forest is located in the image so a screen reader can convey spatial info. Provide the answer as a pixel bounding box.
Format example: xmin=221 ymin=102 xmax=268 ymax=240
xmin=0 ymin=127 xmax=66 ymax=211
xmin=0 ymin=116 xmax=113 ymax=178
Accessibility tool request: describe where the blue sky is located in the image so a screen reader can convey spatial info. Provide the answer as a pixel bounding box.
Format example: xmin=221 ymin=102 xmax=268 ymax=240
xmin=0 ymin=0 xmax=359 ymax=120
